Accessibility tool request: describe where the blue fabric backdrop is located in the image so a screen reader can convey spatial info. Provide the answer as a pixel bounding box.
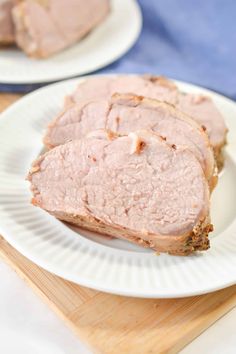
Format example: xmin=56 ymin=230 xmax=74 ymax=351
xmin=1 ymin=0 xmax=235 ymax=99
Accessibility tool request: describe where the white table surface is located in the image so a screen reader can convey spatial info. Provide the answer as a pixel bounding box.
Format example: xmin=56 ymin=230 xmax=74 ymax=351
xmin=0 ymin=260 xmax=235 ymax=354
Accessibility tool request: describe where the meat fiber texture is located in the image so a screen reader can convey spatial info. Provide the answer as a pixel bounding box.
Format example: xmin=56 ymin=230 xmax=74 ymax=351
xmin=62 ymin=75 xmax=227 ymax=169
xmin=12 ymin=0 xmax=110 ymax=58
xmin=0 ymin=0 xmax=15 ymax=44
xmin=44 ymin=93 xmax=217 ymax=190
xmin=28 ymin=130 xmax=212 ymax=256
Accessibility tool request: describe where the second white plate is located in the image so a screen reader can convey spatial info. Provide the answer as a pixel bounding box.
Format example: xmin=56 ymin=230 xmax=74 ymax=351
xmin=0 ymin=0 xmax=142 ymax=84
xmin=0 ymin=76 xmax=236 ymax=298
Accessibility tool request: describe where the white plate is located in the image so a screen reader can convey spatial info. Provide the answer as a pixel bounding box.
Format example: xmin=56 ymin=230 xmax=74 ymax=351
xmin=0 ymin=0 xmax=142 ymax=84
xmin=0 ymin=76 xmax=236 ymax=298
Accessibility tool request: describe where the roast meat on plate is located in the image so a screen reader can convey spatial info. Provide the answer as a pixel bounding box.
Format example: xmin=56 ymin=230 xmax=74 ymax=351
xmin=29 ymin=130 xmax=212 ymax=256
xmin=12 ymin=0 xmax=110 ymax=57
xmin=44 ymin=93 xmax=216 ymax=189
xmin=62 ymin=75 xmax=227 ymax=169
xmin=0 ymin=0 xmax=15 ymax=44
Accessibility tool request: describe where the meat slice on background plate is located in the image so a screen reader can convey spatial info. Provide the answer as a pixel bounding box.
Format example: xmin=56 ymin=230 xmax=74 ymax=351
xmin=44 ymin=93 xmax=216 ymax=189
xmin=0 ymin=0 xmax=16 ymax=44
xmin=28 ymin=130 xmax=212 ymax=256
xmin=64 ymin=75 xmax=227 ymax=169
xmin=12 ymin=0 xmax=110 ymax=58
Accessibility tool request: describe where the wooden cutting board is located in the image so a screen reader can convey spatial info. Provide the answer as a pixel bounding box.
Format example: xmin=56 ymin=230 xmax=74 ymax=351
xmin=0 ymin=94 xmax=236 ymax=354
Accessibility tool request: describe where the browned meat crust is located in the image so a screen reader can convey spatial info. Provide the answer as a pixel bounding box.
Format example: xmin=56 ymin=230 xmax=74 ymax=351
xmin=48 ymin=210 xmax=212 ymax=256
xmin=214 ymin=141 xmax=227 ymax=172
xmin=0 ymin=37 xmax=14 ymax=45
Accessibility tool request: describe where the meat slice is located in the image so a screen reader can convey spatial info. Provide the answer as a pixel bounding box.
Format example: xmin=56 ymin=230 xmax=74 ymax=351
xmin=176 ymin=93 xmax=228 ymax=170
xmin=28 ymin=130 xmax=212 ymax=256
xmin=65 ymin=75 xmax=227 ymax=168
xmin=44 ymin=94 xmax=216 ymax=188
xmin=0 ymin=0 xmax=15 ymax=44
xmin=12 ymin=0 xmax=110 ymax=58
xmin=65 ymin=75 xmax=178 ymax=108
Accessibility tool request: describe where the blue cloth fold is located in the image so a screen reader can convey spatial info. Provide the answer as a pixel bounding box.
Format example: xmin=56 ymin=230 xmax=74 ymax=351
xmin=1 ymin=0 xmax=235 ymax=99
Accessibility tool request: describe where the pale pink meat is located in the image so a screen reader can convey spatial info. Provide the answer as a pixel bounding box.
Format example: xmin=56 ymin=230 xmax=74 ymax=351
xmin=64 ymin=75 xmax=227 ymax=151
xmin=177 ymin=93 xmax=227 ymax=148
xmin=44 ymin=94 xmax=215 ymax=184
xmin=65 ymin=76 xmax=178 ymax=107
xmin=0 ymin=0 xmax=15 ymax=43
xmin=12 ymin=0 xmax=110 ymax=58
xmin=29 ymin=130 xmax=212 ymax=255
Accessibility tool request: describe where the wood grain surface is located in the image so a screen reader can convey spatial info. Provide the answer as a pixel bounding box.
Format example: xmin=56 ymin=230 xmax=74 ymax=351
xmin=0 ymin=93 xmax=21 ymax=112
xmin=0 ymin=93 xmax=235 ymax=354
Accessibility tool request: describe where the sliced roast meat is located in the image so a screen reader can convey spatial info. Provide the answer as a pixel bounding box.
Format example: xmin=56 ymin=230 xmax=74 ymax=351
xmin=0 ymin=0 xmax=15 ymax=44
xmin=44 ymin=99 xmax=110 ymax=148
xmin=12 ymin=0 xmax=110 ymax=58
xmin=176 ymin=93 xmax=228 ymax=170
xmin=65 ymin=75 xmax=227 ymax=168
xmin=65 ymin=75 xmax=178 ymax=108
xmin=44 ymin=93 xmax=216 ymax=187
xmin=29 ymin=130 xmax=212 ymax=256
